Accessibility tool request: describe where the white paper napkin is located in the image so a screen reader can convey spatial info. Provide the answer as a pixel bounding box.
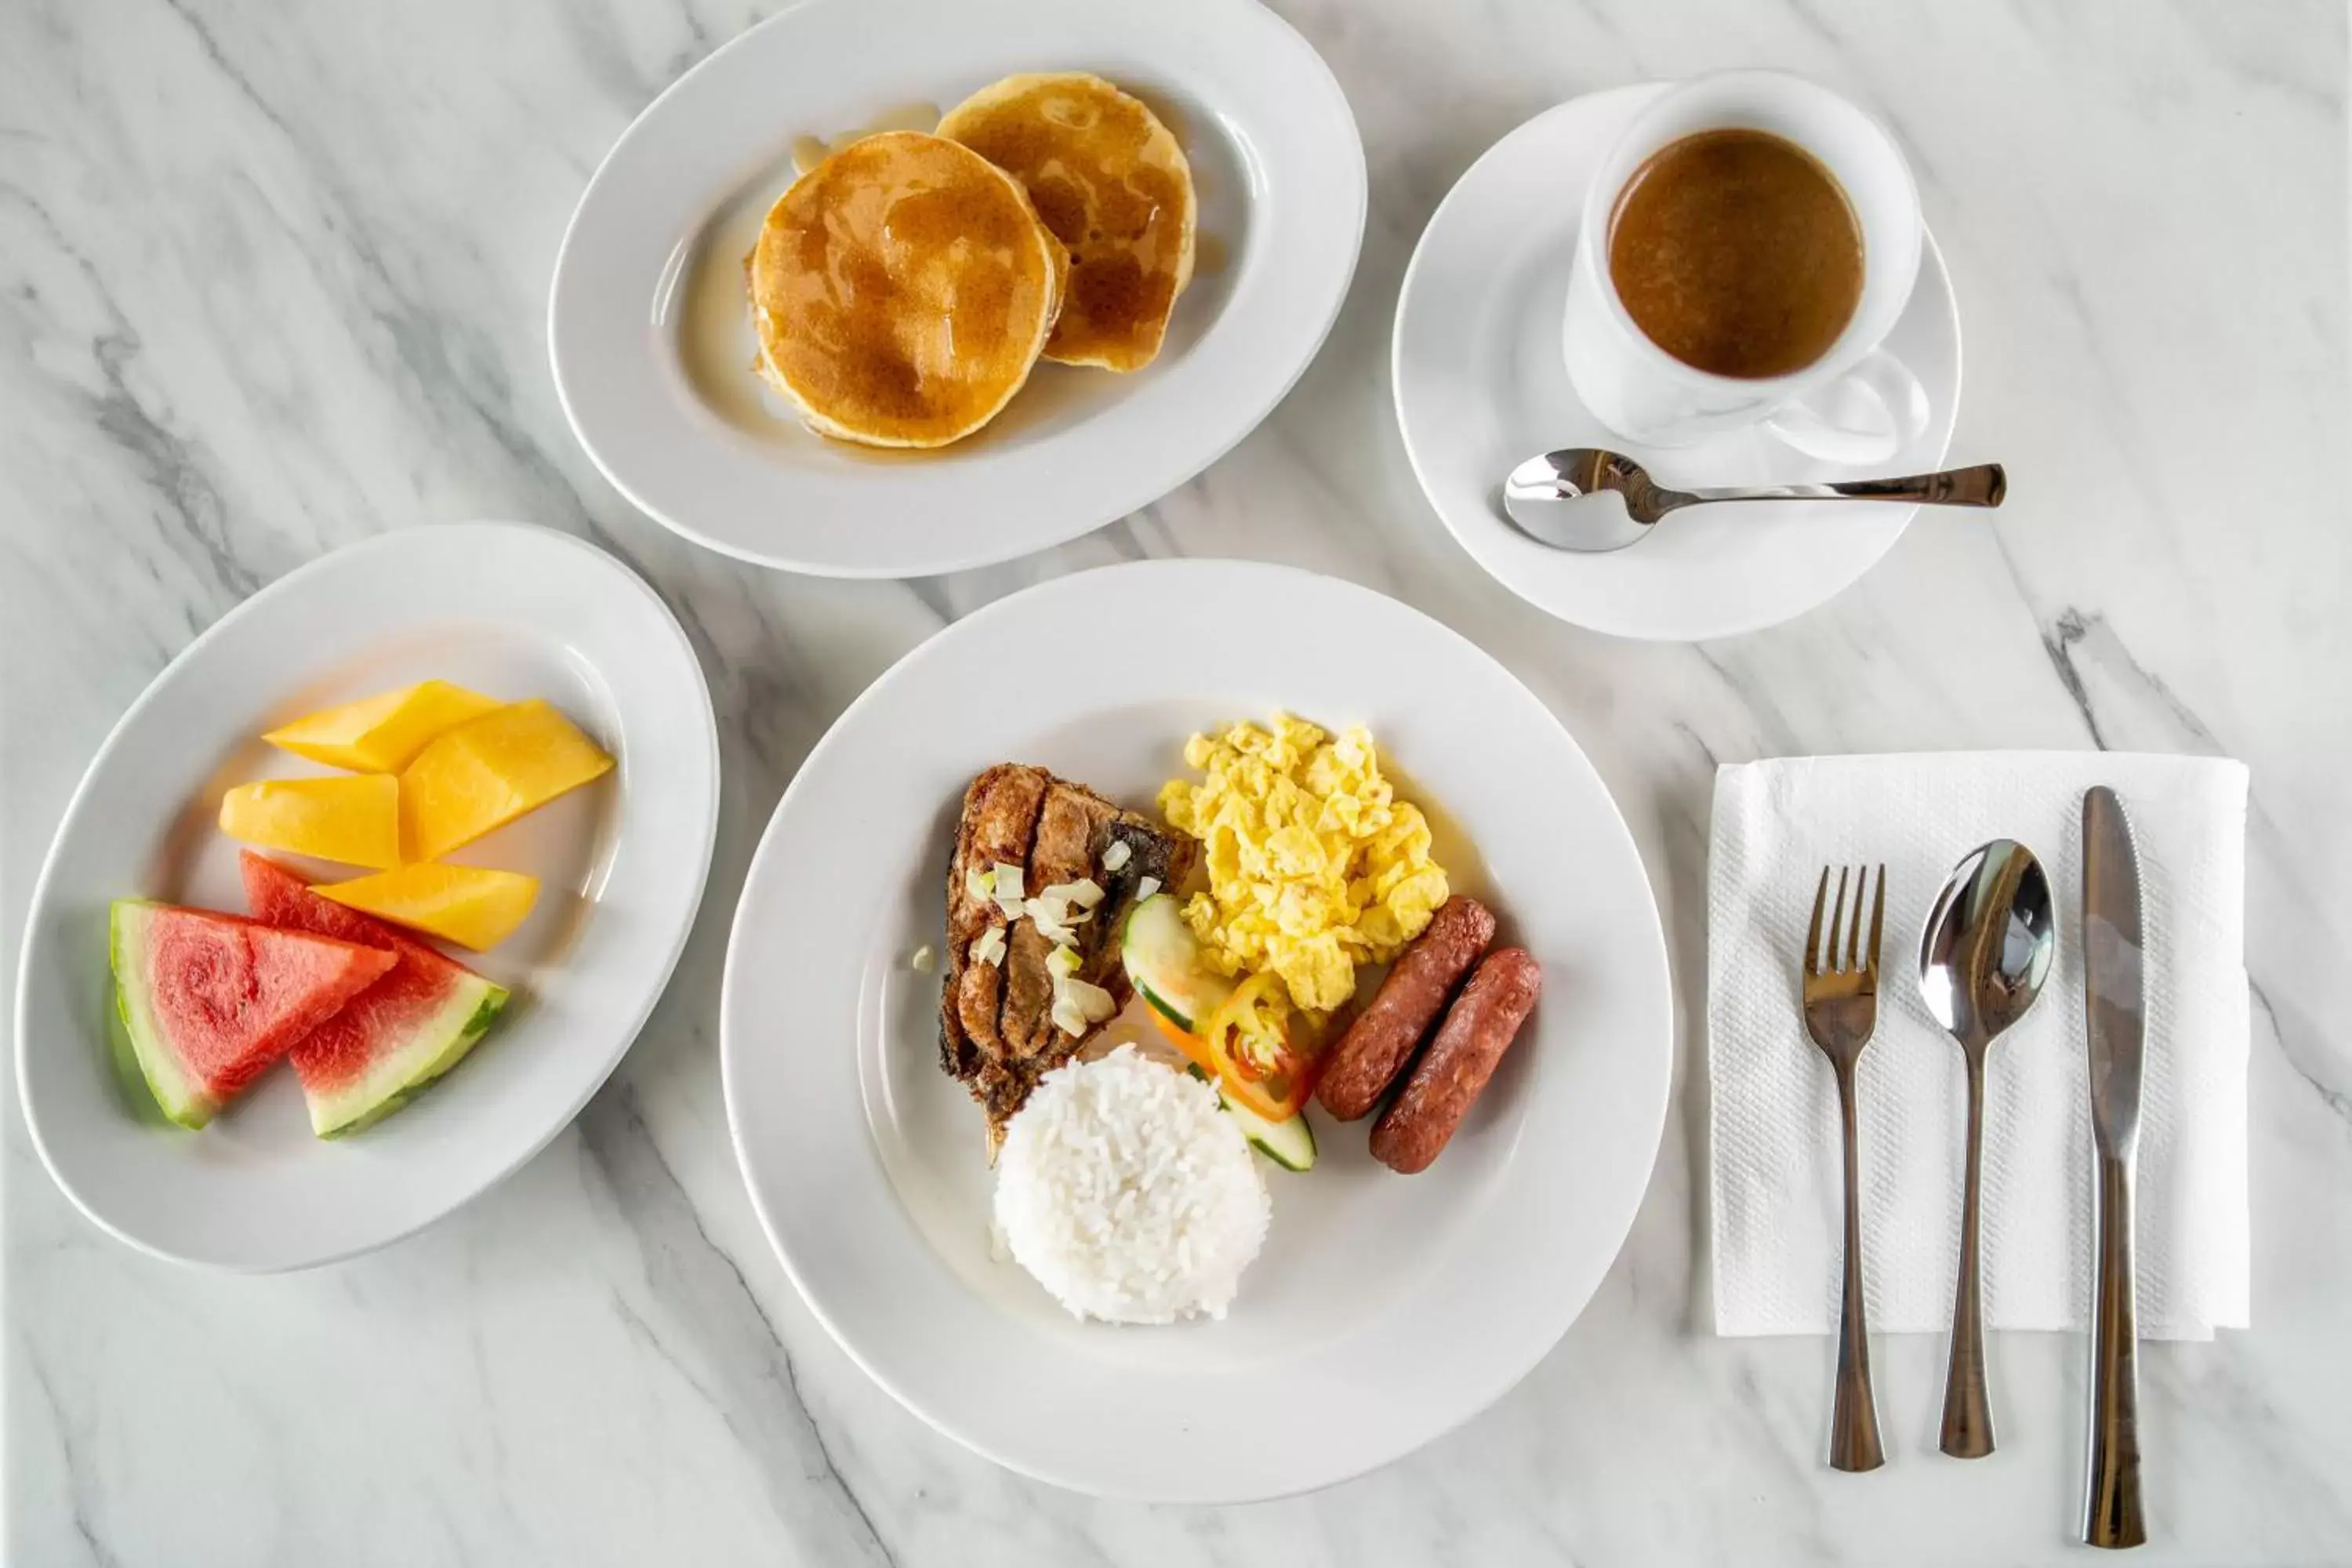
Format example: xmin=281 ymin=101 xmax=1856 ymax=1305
xmin=1708 ymin=752 xmax=2249 ymax=1340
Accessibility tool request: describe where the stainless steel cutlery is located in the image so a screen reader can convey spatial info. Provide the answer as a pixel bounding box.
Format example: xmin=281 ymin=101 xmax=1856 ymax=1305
xmin=1919 ymin=841 xmax=2056 ymax=1457
xmin=1792 ymin=804 xmax=2151 ymax=1545
xmin=1801 ymin=863 xmax=1889 ymax=1473
xmin=1501 ymin=448 xmax=2006 ymax=552
xmin=2082 ymin=786 xmax=2149 ymax=1549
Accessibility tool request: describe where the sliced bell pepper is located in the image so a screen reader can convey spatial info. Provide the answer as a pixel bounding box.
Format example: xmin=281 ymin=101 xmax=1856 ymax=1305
xmin=1198 ymin=974 xmax=1317 ymax=1120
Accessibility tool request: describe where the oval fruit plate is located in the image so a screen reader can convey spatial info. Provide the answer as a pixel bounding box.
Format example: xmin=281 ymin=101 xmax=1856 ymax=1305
xmin=16 ymin=523 xmax=719 ymax=1271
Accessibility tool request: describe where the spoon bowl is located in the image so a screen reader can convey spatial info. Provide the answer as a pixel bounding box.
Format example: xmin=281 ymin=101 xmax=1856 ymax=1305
xmin=1918 ymin=837 xmax=2056 ymax=1460
xmin=1501 ymin=449 xmax=1664 ymax=551
xmin=1920 ymin=840 xmax=2057 ymax=1047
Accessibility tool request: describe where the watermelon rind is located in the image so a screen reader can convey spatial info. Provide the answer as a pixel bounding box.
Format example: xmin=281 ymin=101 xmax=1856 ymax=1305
xmin=307 ymin=978 xmax=510 ymax=1138
xmin=108 ymin=901 xmax=216 ymax=1129
xmin=106 ymin=982 xmax=176 ymax=1127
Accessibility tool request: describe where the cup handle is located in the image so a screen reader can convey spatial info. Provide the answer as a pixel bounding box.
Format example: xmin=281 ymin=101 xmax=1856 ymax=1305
xmin=1763 ymin=349 xmax=1932 ymax=466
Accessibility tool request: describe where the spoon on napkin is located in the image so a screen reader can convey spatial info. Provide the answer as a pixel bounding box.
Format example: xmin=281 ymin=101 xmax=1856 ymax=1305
xmin=1918 ymin=840 xmax=2056 ymax=1459
xmin=1501 ymin=448 xmax=2005 ymax=553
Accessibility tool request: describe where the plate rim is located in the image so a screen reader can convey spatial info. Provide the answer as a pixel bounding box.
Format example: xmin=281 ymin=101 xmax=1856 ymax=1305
xmin=547 ymin=0 xmax=1370 ymax=579
xmin=718 ymin=557 xmax=1674 ymax=1499
xmin=13 ymin=520 xmax=722 ymax=1272
xmin=1389 ymin=84 xmax=1965 ymax=641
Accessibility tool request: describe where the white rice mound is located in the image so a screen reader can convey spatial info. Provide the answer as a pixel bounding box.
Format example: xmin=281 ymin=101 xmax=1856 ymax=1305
xmin=994 ymin=1045 xmax=1270 ymax=1324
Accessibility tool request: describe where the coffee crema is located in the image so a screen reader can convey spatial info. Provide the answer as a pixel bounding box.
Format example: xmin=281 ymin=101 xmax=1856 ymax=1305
xmin=1606 ymin=128 xmax=1864 ymax=380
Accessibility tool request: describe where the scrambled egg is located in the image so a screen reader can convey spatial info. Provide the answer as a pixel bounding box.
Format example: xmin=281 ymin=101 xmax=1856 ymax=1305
xmin=1158 ymin=716 xmax=1450 ymax=1013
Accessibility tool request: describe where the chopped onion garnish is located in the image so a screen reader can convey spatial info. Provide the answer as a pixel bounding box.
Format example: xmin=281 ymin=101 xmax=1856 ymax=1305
xmin=1051 ymin=994 xmax=1088 ymax=1037
xmin=1058 ymin=975 xmax=1117 ymax=1023
xmin=1047 ymin=943 xmax=1080 ymax=979
xmin=1043 ymin=878 xmax=1105 ymax=909
xmin=968 ymin=927 xmax=1007 ymax=967
xmin=909 ymin=945 xmax=936 ymax=973
xmin=964 ymin=866 xmax=993 ymax=903
xmin=990 ymin=862 xmax=1026 ymax=918
xmin=1135 ymin=876 xmax=1161 ymax=902
xmin=1024 ymin=895 xmax=1092 ymax=941
xmin=1101 ymin=840 xmax=1133 ymax=873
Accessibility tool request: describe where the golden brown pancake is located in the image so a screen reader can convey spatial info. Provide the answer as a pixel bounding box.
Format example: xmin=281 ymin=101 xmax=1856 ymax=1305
xmin=749 ymin=131 xmax=1068 ymax=448
xmin=938 ymin=73 xmax=1196 ymax=373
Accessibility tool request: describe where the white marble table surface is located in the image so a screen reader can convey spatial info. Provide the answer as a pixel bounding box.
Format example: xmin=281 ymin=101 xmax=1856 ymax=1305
xmin=5 ymin=0 xmax=2347 ymax=1562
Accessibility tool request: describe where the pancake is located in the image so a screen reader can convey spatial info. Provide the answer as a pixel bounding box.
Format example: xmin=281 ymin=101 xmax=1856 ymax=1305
xmin=938 ymin=73 xmax=1196 ymax=373
xmin=749 ymin=131 xmax=1068 ymax=448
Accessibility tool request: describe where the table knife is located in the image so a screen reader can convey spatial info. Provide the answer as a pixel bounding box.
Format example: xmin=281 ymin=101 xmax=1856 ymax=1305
xmin=2082 ymin=786 xmax=2147 ymax=1548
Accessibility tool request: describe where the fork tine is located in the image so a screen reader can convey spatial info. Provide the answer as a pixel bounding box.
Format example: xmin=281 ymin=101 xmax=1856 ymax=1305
xmin=1864 ymin=863 xmax=1886 ymax=977
xmin=1828 ymin=868 xmax=1849 ymax=972
xmin=1847 ymin=865 xmax=1867 ymax=973
xmin=1806 ymin=867 xmax=1830 ymax=975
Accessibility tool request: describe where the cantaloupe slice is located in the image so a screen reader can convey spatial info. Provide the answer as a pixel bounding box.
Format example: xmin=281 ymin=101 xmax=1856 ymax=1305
xmin=401 ymin=699 xmax=613 ymax=862
xmin=311 ymin=863 xmax=540 ymax=951
xmin=219 ymin=775 xmax=402 ymax=869
xmin=264 ymin=681 xmax=503 ymax=774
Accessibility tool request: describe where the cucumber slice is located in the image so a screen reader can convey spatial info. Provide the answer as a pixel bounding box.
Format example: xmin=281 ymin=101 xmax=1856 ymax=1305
xmin=1219 ymin=1087 xmax=1317 ymax=1171
xmin=1123 ymin=895 xmax=1313 ymax=1169
xmin=1120 ymin=894 xmax=1230 ymax=1034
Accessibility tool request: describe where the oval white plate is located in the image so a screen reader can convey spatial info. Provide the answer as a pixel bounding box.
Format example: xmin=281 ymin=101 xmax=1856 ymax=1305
xmin=16 ymin=524 xmax=719 ymax=1271
xmin=550 ymin=0 xmax=1365 ymax=578
xmin=1394 ymin=85 xmax=1962 ymax=641
xmin=720 ymin=560 xmax=1671 ymax=1500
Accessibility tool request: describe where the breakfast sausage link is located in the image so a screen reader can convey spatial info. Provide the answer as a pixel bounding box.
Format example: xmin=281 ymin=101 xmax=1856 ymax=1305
xmin=1315 ymin=896 xmax=1497 ymax=1121
xmin=1370 ymin=948 xmax=1542 ymax=1174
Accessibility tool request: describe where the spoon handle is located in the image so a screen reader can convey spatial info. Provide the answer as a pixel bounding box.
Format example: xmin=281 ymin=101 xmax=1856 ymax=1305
xmin=1828 ymin=1063 xmax=1886 ymax=1472
xmin=1940 ymin=1051 xmax=1995 ymax=1457
xmin=1680 ymin=463 xmax=2007 ymax=510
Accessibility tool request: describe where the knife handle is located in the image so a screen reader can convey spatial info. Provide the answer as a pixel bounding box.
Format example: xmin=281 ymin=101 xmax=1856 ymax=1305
xmin=2086 ymin=1149 xmax=2145 ymax=1548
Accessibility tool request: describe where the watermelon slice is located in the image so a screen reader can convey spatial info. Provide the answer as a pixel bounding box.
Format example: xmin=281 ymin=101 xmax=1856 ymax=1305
xmin=240 ymin=852 xmax=510 ymax=1136
xmin=110 ymin=901 xmax=397 ymax=1129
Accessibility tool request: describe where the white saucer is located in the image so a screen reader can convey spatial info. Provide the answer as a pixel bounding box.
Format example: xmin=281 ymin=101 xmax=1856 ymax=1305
xmin=1392 ymin=85 xmax=1962 ymax=641
xmin=16 ymin=524 xmax=719 ymax=1271
xmin=550 ymin=0 xmax=1364 ymax=579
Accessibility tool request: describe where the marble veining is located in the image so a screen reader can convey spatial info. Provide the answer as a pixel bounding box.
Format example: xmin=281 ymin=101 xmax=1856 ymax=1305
xmin=4 ymin=0 xmax=2348 ymax=1563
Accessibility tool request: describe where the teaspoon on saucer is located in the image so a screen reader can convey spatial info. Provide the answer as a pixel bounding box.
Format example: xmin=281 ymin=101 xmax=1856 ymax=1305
xmin=1501 ymin=448 xmax=2006 ymax=553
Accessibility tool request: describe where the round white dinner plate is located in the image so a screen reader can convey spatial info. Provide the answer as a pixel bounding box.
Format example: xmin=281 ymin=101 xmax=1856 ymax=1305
xmin=1393 ymin=85 xmax=1962 ymax=641
xmin=550 ymin=0 xmax=1365 ymax=578
xmin=720 ymin=559 xmax=1671 ymax=1500
xmin=16 ymin=524 xmax=719 ymax=1271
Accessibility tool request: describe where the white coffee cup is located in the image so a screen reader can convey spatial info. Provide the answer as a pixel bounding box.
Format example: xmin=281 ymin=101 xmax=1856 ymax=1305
xmin=1562 ymin=71 xmax=1928 ymax=463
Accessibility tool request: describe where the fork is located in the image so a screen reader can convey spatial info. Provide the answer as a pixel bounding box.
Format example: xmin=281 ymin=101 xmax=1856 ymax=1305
xmin=1803 ymin=865 xmax=1889 ymax=1473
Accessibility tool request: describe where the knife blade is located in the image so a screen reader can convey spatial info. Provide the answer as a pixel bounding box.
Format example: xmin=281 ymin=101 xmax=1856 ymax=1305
xmin=2082 ymin=784 xmax=2147 ymax=1549
xmin=2084 ymin=786 xmax=2146 ymax=1157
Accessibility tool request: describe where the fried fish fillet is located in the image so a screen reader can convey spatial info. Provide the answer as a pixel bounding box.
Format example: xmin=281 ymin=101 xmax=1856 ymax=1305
xmin=939 ymin=764 xmax=1195 ymax=1149
xmin=749 ymin=131 xmax=1069 ymax=448
xmin=938 ymin=73 xmax=1196 ymax=372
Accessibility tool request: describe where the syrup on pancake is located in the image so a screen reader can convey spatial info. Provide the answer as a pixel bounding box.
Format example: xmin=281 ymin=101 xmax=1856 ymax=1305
xmin=748 ymin=131 xmax=1067 ymax=448
xmin=939 ymin=73 xmax=1196 ymax=373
